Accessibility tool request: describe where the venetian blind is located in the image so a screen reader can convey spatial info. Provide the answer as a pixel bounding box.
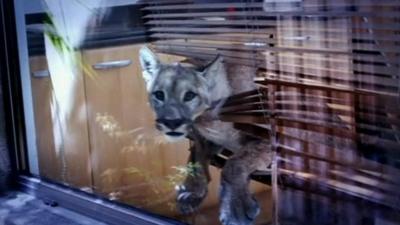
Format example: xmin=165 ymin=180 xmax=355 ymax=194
xmin=142 ymin=0 xmax=400 ymax=210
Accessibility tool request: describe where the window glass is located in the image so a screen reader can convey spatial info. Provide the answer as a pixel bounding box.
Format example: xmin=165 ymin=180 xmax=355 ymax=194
xmin=16 ymin=0 xmax=400 ymax=225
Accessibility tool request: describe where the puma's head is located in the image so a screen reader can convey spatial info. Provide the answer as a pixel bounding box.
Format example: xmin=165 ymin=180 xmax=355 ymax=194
xmin=139 ymin=46 xmax=231 ymax=141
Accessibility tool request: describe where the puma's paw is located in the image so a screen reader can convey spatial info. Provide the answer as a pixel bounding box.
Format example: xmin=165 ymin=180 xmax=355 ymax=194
xmin=175 ymin=184 xmax=207 ymax=214
xmin=219 ymin=190 xmax=260 ymax=225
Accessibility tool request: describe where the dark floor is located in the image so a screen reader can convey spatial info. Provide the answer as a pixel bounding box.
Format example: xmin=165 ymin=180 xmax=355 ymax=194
xmin=0 ymin=192 xmax=108 ymax=225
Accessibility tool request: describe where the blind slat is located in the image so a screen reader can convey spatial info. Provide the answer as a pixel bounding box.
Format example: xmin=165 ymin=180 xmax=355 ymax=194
xmin=145 ymin=11 xmax=400 ymax=19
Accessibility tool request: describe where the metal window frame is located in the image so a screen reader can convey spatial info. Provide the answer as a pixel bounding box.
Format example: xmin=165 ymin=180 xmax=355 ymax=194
xmin=0 ymin=1 xmax=184 ymax=225
xmin=18 ymin=175 xmax=184 ymax=225
xmin=0 ymin=0 xmax=29 ymax=179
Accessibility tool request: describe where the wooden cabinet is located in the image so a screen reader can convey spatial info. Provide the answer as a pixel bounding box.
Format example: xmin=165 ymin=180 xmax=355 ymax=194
xmin=29 ymin=55 xmax=92 ymax=188
xmin=30 ymin=44 xmax=193 ymax=215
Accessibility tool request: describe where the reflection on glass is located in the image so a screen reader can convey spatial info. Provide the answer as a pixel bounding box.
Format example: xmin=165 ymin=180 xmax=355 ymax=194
xmin=23 ymin=0 xmax=400 ymax=225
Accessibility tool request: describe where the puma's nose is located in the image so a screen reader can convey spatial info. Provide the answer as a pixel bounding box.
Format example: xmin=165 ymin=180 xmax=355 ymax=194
xmin=157 ymin=119 xmax=184 ymax=130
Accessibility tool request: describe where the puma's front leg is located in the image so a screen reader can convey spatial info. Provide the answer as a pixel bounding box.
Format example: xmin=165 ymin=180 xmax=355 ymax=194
xmin=219 ymin=141 xmax=272 ymax=225
xmin=176 ymin=164 xmax=209 ymax=214
xmin=176 ymin=145 xmax=211 ymax=214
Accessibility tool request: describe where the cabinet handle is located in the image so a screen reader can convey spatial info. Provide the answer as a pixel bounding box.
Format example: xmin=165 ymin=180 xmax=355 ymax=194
xmin=32 ymin=70 xmax=50 ymax=78
xmin=92 ymin=59 xmax=132 ymax=70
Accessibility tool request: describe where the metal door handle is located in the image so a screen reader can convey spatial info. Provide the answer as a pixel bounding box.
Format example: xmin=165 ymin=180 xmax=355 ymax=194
xmin=92 ymin=59 xmax=132 ymax=70
xmin=32 ymin=70 xmax=50 ymax=78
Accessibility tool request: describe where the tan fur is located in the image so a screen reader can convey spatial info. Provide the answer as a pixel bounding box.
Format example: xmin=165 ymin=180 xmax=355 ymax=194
xmin=139 ymin=46 xmax=272 ymax=225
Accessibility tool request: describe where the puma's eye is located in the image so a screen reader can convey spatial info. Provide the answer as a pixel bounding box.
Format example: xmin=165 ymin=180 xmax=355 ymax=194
xmin=183 ymin=91 xmax=197 ymax=102
xmin=153 ymin=91 xmax=165 ymax=101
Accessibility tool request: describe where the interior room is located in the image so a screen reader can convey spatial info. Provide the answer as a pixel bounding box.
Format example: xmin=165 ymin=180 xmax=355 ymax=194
xmin=0 ymin=0 xmax=399 ymax=225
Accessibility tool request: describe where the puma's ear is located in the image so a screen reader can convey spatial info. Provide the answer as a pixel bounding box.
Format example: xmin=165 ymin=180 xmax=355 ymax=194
xmin=202 ymin=55 xmax=223 ymax=78
xmin=139 ymin=46 xmax=160 ymax=90
xmin=201 ymin=55 xmax=231 ymax=101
